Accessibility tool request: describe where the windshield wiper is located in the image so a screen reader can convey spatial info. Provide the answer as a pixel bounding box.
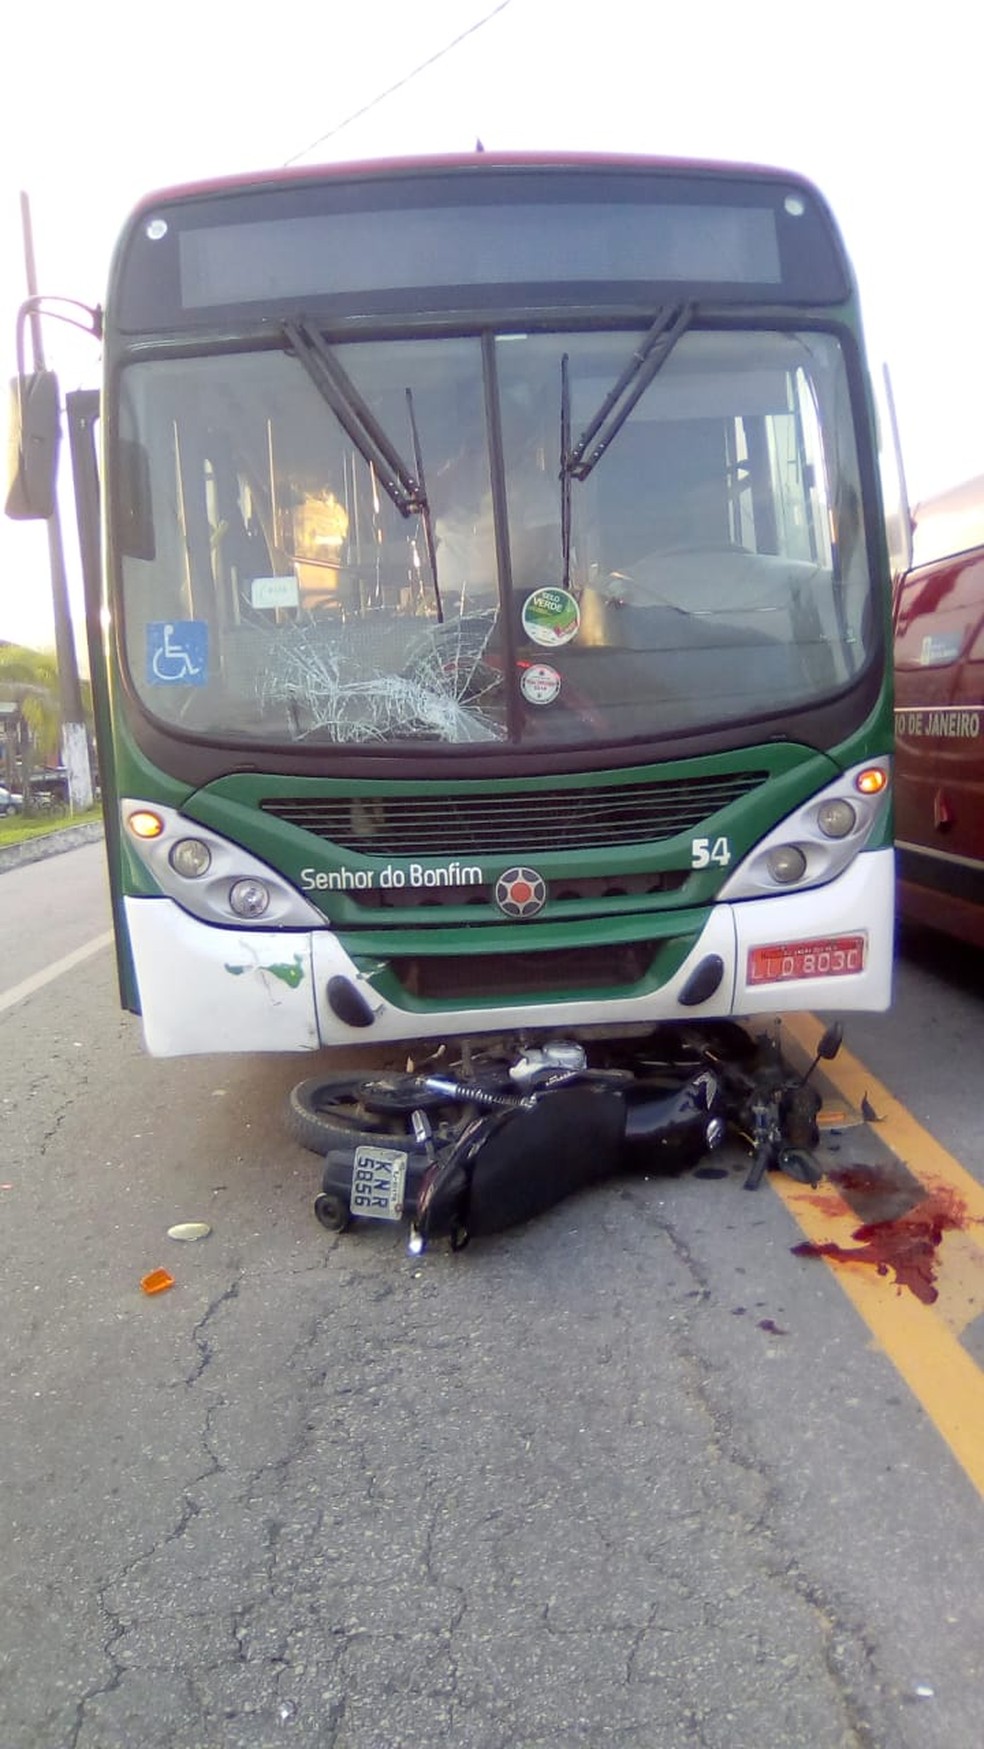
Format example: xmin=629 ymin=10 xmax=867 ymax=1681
xmin=403 ymin=385 xmax=442 ymax=621
xmin=561 ymin=353 xmax=573 ymax=588
xmin=562 ymin=302 xmax=695 ymax=484
xmin=283 ymin=320 xmax=424 ymax=514
xmin=282 ymin=319 xmax=443 ymax=619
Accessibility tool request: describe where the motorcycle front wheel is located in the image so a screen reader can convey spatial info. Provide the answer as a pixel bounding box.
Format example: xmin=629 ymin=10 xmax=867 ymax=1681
xmin=286 ymin=1074 xmax=457 ymax=1156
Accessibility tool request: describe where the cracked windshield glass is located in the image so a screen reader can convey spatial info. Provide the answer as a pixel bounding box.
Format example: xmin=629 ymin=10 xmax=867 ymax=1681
xmin=117 ymin=327 xmax=873 ymax=750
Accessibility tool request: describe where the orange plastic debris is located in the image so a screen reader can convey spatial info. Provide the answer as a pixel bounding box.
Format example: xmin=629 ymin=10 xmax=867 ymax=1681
xmin=141 ymin=1267 xmax=175 ymax=1295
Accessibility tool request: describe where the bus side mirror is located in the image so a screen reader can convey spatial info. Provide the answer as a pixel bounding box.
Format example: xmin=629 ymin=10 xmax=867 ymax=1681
xmin=117 ymin=439 xmax=156 ymax=561
xmin=5 ymin=371 xmax=61 ymax=520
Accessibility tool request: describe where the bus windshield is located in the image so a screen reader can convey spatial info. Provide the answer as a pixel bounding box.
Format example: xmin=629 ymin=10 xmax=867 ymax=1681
xmin=116 ymin=323 xmax=872 ymax=753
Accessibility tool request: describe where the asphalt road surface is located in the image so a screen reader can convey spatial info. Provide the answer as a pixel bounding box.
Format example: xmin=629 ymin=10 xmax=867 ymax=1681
xmin=2 ymin=842 xmax=983 ymax=1749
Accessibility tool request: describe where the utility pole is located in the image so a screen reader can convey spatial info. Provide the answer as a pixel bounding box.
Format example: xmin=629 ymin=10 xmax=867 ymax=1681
xmin=19 ymin=191 xmax=93 ymax=811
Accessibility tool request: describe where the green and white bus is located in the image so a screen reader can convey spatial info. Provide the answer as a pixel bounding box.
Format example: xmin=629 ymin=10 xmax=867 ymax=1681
xmin=12 ymin=153 xmax=894 ymax=1056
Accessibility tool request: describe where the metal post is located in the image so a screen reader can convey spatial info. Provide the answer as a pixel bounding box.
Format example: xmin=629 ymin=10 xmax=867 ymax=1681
xmin=19 ymin=191 xmax=93 ymax=810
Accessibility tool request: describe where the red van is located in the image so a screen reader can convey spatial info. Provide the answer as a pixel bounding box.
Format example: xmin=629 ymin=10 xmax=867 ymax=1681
xmin=893 ymin=476 xmax=984 ymax=947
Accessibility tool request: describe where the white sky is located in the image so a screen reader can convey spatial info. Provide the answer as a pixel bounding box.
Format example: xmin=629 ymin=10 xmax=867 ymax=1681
xmin=2 ymin=0 xmax=982 ymax=652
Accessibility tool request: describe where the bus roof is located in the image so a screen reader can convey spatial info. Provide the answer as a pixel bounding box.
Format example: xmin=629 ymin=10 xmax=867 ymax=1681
xmin=108 ymin=154 xmax=851 ymax=334
xmin=125 ymin=151 xmax=828 ymax=222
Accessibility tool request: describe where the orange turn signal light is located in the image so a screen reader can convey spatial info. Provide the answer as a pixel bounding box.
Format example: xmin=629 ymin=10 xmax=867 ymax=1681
xmin=127 ymin=809 xmax=165 ymax=839
xmin=855 ymin=767 xmax=888 ymax=796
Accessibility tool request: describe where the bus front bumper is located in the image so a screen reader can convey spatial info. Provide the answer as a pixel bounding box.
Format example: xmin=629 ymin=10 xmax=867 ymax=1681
xmin=123 ymin=848 xmax=893 ymax=1057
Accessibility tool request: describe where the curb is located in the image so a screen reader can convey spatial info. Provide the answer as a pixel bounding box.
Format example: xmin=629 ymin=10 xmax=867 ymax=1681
xmin=0 ymin=820 xmax=105 ymax=874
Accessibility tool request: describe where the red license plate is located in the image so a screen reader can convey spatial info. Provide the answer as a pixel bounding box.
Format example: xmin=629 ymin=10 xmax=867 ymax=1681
xmin=747 ymin=935 xmax=866 ymax=986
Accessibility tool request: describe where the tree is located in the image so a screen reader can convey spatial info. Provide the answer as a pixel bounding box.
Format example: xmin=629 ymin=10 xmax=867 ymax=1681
xmin=0 ymin=644 xmax=60 ymax=756
xmin=0 ymin=643 xmax=92 ymax=807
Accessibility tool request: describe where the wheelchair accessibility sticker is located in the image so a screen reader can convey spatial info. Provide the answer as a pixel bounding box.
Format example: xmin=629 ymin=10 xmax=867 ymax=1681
xmin=147 ymin=621 xmax=209 ymax=686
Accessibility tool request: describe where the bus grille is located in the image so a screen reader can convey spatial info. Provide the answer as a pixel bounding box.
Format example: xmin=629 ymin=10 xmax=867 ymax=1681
xmin=350 ymin=869 xmax=688 ymax=910
xmin=260 ymin=772 xmax=766 ymax=855
xmin=391 ymin=942 xmax=656 ymax=1001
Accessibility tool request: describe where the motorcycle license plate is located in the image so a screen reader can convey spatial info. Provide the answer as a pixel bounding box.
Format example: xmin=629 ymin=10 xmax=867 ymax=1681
xmin=349 ymin=1144 xmax=408 ymax=1222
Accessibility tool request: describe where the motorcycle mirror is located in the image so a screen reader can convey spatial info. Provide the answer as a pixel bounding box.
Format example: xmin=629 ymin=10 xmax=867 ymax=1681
xmin=799 ymin=1020 xmax=844 ymax=1086
xmin=816 ymin=1022 xmax=844 ymax=1061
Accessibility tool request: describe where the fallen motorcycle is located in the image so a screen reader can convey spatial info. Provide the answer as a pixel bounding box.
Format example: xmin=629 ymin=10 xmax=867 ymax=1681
xmin=612 ymin=1017 xmax=843 ymax=1192
xmin=289 ymin=1020 xmax=842 ymax=1251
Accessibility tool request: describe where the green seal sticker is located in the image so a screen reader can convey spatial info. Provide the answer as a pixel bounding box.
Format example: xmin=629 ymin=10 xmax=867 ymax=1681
xmin=522 ymin=587 xmax=581 ymax=648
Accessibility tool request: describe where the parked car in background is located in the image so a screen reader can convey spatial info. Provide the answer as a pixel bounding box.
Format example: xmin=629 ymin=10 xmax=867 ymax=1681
xmin=893 ymin=474 xmax=984 ymax=948
xmin=0 ymin=784 xmax=24 ymax=816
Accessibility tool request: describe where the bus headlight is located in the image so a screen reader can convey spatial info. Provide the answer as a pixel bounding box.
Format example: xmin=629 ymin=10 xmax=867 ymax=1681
xmin=766 ymin=845 xmax=808 ymax=885
xmin=717 ymin=758 xmax=891 ymax=902
xmin=816 ymin=799 xmax=856 ymax=839
xmin=170 ymin=838 xmax=212 ymax=878
xmin=229 ymin=878 xmax=271 ymax=919
xmin=121 ymin=799 xmax=328 ymax=928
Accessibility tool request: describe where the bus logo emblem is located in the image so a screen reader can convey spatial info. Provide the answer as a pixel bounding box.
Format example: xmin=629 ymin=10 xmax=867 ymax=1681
xmin=494 ymin=866 xmax=547 ymax=918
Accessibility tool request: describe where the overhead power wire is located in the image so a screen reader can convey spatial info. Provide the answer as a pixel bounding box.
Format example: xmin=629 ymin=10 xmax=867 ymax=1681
xmin=284 ymin=0 xmax=514 ymax=165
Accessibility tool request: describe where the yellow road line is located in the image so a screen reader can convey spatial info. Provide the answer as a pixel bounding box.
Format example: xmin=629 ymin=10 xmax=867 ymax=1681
xmin=779 ymin=1012 xmax=984 ymax=1229
xmin=769 ymin=1012 xmax=984 ymax=1500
